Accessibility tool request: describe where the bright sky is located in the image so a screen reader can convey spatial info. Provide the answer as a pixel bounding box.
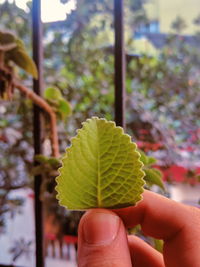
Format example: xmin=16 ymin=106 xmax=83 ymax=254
xmin=0 ymin=0 xmax=77 ymax=23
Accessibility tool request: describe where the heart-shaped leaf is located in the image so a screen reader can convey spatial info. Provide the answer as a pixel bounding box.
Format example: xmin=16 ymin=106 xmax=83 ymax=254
xmin=56 ymin=117 xmax=145 ymax=210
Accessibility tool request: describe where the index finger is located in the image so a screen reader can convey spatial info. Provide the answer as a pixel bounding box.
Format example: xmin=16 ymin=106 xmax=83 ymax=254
xmin=114 ymin=190 xmax=200 ymax=267
xmin=114 ymin=190 xmax=198 ymax=239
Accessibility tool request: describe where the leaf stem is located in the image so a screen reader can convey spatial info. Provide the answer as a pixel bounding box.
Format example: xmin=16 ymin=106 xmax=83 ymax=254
xmin=0 ymin=51 xmax=4 ymax=68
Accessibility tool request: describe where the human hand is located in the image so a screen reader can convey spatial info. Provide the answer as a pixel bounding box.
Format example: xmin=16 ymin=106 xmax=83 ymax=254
xmin=77 ymin=190 xmax=200 ymax=267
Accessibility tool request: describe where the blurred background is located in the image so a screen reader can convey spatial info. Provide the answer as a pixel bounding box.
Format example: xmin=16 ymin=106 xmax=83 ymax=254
xmin=0 ymin=0 xmax=200 ymax=266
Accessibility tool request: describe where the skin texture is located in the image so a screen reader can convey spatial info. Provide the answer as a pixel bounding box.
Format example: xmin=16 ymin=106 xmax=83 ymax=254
xmin=78 ymin=190 xmax=200 ymax=267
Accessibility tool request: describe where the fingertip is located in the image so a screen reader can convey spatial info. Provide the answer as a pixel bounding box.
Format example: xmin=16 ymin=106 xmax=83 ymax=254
xmin=80 ymin=209 xmax=120 ymax=245
xmin=78 ymin=209 xmax=132 ymax=267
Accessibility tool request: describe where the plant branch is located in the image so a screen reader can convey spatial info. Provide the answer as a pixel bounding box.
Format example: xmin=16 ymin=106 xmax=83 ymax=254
xmin=0 ymin=51 xmax=4 ymax=68
xmin=0 ymin=183 xmax=28 ymax=190
xmin=0 ymin=65 xmax=60 ymax=157
xmin=14 ymin=80 xmax=60 ymax=158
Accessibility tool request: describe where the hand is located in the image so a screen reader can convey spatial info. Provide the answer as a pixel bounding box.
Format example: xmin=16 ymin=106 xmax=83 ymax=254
xmin=77 ymin=190 xmax=200 ymax=267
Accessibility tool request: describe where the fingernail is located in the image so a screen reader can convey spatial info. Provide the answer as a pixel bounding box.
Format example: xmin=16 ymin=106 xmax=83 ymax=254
xmin=83 ymin=212 xmax=119 ymax=245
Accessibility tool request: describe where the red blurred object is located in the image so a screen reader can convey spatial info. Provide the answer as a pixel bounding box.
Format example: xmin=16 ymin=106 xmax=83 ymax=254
xmin=137 ymin=141 xmax=164 ymax=151
xmin=28 ymin=192 xmax=35 ymax=199
xmin=0 ymin=134 xmax=7 ymax=142
xmin=63 ymin=235 xmax=78 ymax=244
xmin=45 ymin=233 xmax=56 ymax=241
xmin=163 ymin=165 xmax=187 ymax=183
xmin=155 ymin=165 xmax=200 ymax=185
xmin=138 ymin=129 xmax=149 ymax=135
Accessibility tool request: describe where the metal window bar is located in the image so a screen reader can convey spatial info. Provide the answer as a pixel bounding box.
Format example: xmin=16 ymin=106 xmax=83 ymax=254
xmin=114 ymin=0 xmax=126 ymax=128
xmin=32 ymin=0 xmax=44 ymax=267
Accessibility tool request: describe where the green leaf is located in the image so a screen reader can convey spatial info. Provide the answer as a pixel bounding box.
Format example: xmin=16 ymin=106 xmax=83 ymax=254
xmin=147 ymin=156 xmax=157 ymax=166
xmin=139 ymin=149 xmax=157 ymax=166
xmin=44 ymin=87 xmax=72 ymax=119
xmin=47 ymin=157 xmax=62 ymax=168
xmin=44 ymin=87 xmax=62 ymax=101
xmin=15 ymin=39 xmax=25 ymax=49
xmin=35 ymin=154 xmax=49 ymax=164
xmin=153 ymin=238 xmax=164 ymax=253
xmin=0 ymin=31 xmax=16 ymax=45
xmin=8 ymin=44 xmax=38 ymax=78
xmin=56 ymin=117 xmax=145 ymax=210
xmin=139 ymin=150 xmax=149 ymax=165
xmin=0 ymin=31 xmax=17 ymax=51
xmin=57 ymin=99 xmax=72 ymax=118
xmin=144 ymin=168 xmax=165 ymax=191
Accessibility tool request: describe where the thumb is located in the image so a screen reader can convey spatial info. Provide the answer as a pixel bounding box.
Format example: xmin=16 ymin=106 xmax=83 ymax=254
xmin=78 ymin=209 xmax=132 ymax=267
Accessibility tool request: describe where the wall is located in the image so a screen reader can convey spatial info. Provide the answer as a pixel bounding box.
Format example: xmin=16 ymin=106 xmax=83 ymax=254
xmin=145 ymin=0 xmax=200 ymax=34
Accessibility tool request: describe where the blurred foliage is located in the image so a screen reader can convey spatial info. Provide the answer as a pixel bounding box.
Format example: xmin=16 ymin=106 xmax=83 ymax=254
xmin=129 ymin=224 xmax=164 ymax=253
xmin=139 ymin=149 xmax=165 ymax=191
xmin=0 ymin=1 xmax=34 ymax=203
xmin=44 ymin=87 xmax=72 ymax=120
xmin=152 ymin=238 xmax=164 ymax=253
xmin=126 ymin=36 xmax=200 ymax=167
xmin=0 ymin=189 xmax=24 ymax=232
xmin=33 ymin=155 xmax=61 ymax=199
xmin=0 ymin=30 xmax=38 ymax=78
xmin=0 ymin=30 xmax=38 ymax=104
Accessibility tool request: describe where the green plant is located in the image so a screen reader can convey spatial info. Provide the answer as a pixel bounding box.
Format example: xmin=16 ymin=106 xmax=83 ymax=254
xmin=0 ymin=30 xmax=68 ymax=234
xmin=44 ymin=87 xmax=72 ymax=120
xmin=0 ymin=31 xmax=37 ymax=79
xmin=139 ymin=150 xmax=165 ymax=191
xmin=0 ymin=30 xmax=60 ymax=157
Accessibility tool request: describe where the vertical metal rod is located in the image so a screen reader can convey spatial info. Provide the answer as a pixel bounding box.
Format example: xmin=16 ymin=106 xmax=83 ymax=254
xmin=32 ymin=0 xmax=44 ymax=266
xmin=114 ymin=0 xmax=126 ymax=128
